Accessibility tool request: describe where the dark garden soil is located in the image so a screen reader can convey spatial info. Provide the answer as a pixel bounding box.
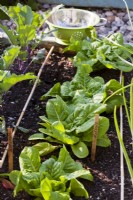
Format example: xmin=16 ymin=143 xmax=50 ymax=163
xmin=0 ymin=51 xmax=133 ymax=200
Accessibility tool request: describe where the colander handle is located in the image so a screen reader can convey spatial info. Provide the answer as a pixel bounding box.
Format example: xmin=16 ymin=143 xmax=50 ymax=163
xmin=95 ymin=18 xmax=107 ymax=27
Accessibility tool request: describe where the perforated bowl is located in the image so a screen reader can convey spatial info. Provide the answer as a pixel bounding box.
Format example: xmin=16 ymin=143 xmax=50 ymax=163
xmin=46 ymin=8 xmax=105 ymax=45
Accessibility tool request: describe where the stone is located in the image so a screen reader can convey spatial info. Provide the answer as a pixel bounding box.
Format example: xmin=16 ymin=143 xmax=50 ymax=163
xmin=117 ymin=12 xmax=125 ymax=18
xmin=125 ymin=34 xmax=133 ymax=42
xmin=42 ymin=4 xmax=50 ymax=8
xmin=119 ymin=25 xmax=127 ymax=32
xmin=105 ymin=11 xmax=113 ymax=17
xmin=124 ymin=13 xmax=130 ymax=21
xmin=129 ymin=11 xmax=133 ymax=17
xmin=107 ymin=15 xmax=115 ymax=23
xmin=114 ymin=17 xmax=124 ymax=26
xmin=126 ymin=25 xmax=133 ymax=31
xmin=112 ymin=26 xmax=118 ymax=32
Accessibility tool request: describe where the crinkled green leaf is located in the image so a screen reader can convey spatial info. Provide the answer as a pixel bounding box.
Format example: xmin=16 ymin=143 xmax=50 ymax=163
xmin=60 ymin=81 xmax=73 ymax=97
xmin=40 ymin=178 xmax=69 ymax=200
xmin=19 ymin=146 xmax=41 ymax=173
xmin=39 ymin=158 xmax=64 ymax=180
xmin=41 ymin=83 xmax=61 ymax=100
xmin=8 ymin=4 xmax=33 ymax=26
xmin=9 ymin=170 xmax=34 ymax=197
xmin=58 ymin=146 xmax=83 ymax=173
xmin=39 ymin=121 xmax=79 ymax=145
xmin=17 ymin=25 xmax=36 ymax=47
xmin=46 ymin=96 xmax=69 ymax=122
xmin=22 ymin=172 xmax=40 ymax=189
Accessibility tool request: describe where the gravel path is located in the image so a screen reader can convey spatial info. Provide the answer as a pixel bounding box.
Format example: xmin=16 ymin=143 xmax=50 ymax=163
xmin=0 ymin=3 xmax=133 ymax=44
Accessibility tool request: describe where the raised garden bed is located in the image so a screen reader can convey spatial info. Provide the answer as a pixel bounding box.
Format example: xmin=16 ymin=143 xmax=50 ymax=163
xmin=0 ymin=2 xmax=133 ymax=200
xmin=0 ymin=52 xmax=133 ymax=200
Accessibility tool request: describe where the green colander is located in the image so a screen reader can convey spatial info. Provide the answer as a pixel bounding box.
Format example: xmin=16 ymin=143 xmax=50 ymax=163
xmin=46 ymin=8 xmax=106 ymax=45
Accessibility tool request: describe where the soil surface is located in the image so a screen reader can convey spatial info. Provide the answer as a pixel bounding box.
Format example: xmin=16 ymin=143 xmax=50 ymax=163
xmin=0 ymin=51 xmax=133 ymax=200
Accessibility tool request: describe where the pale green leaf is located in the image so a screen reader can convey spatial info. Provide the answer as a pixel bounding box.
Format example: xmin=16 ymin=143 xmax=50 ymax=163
xmin=71 ymin=141 xmax=89 ymax=158
xmin=0 ymin=24 xmax=17 ymax=45
xmin=33 ymin=142 xmax=59 ymax=156
xmin=82 ymin=116 xmax=109 ymax=143
xmin=97 ymin=135 xmax=111 ymax=147
xmin=0 ymin=72 xmax=36 ymax=92
xmin=39 ymin=158 xmax=64 ymax=180
xmin=0 ymin=46 xmax=20 ymax=70
xmin=40 ymin=178 xmax=69 ymax=200
xmin=70 ymin=179 xmax=89 ymax=198
xmin=17 ymin=25 xmax=36 ymax=47
xmin=62 ymin=169 xmax=93 ymax=181
xmin=19 ymin=146 xmax=41 ymax=173
xmin=46 ymin=96 xmax=69 ymax=122
xmin=28 ymin=133 xmax=45 ymax=140
xmin=41 ymin=83 xmax=61 ymax=100
xmin=58 ymin=146 xmax=83 ymax=173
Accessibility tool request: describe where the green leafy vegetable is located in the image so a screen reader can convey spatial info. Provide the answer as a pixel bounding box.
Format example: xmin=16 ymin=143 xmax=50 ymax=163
xmin=33 ymin=142 xmax=59 ymax=156
xmin=65 ymin=32 xmax=133 ymax=72
xmin=0 ymin=71 xmax=36 ymax=93
xmin=7 ymin=146 xmax=92 ymax=199
xmin=69 ymin=178 xmax=88 ymax=198
xmin=41 ymin=65 xmax=123 ymax=112
xmin=0 ymin=4 xmax=43 ymax=48
xmin=71 ymin=141 xmax=89 ymax=158
xmin=0 ymin=46 xmax=20 ymax=70
xmin=38 ymin=64 xmax=123 ymax=158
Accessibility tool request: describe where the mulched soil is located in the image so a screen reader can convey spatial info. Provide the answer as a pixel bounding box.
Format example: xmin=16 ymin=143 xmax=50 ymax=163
xmin=0 ymin=51 xmax=133 ymax=200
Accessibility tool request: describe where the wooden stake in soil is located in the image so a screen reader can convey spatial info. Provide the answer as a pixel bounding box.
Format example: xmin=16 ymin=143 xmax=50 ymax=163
xmin=12 ymin=46 xmax=54 ymax=138
xmin=91 ymin=114 xmax=99 ymax=162
xmin=0 ymin=46 xmax=54 ymax=169
xmin=7 ymin=128 xmax=13 ymax=172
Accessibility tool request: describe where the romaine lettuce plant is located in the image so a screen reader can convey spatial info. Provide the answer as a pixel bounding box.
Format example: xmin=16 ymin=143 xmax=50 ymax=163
xmin=65 ymin=32 xmax=133 ymax=72
xmin=1 ymin=146 xmax=93 ymax=200
xmin=29 ymin=65 xmax=123 ymax=158
xmin=41 ymin=65 xmax=123 ymax=113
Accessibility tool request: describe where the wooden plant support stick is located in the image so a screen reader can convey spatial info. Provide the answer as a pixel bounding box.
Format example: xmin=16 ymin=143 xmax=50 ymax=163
xmin=12 ymin=46 xmax=54 ymax=138
xmin=0 ymin=46 xmax=54 ymax=169
xmin=91 ymin=114 xmax=99 ymax=162
xmin=7 ymin=128 xmax=13 ymax=172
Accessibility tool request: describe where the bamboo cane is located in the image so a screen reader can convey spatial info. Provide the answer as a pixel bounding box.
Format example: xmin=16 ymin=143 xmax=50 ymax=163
xmin=0 ymin=46 xmax=54 ymax=168
xmin=91 ymin=114 xmax=99 ymax=162
xmin=7 ymin=128 xmax=13 ymax=172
